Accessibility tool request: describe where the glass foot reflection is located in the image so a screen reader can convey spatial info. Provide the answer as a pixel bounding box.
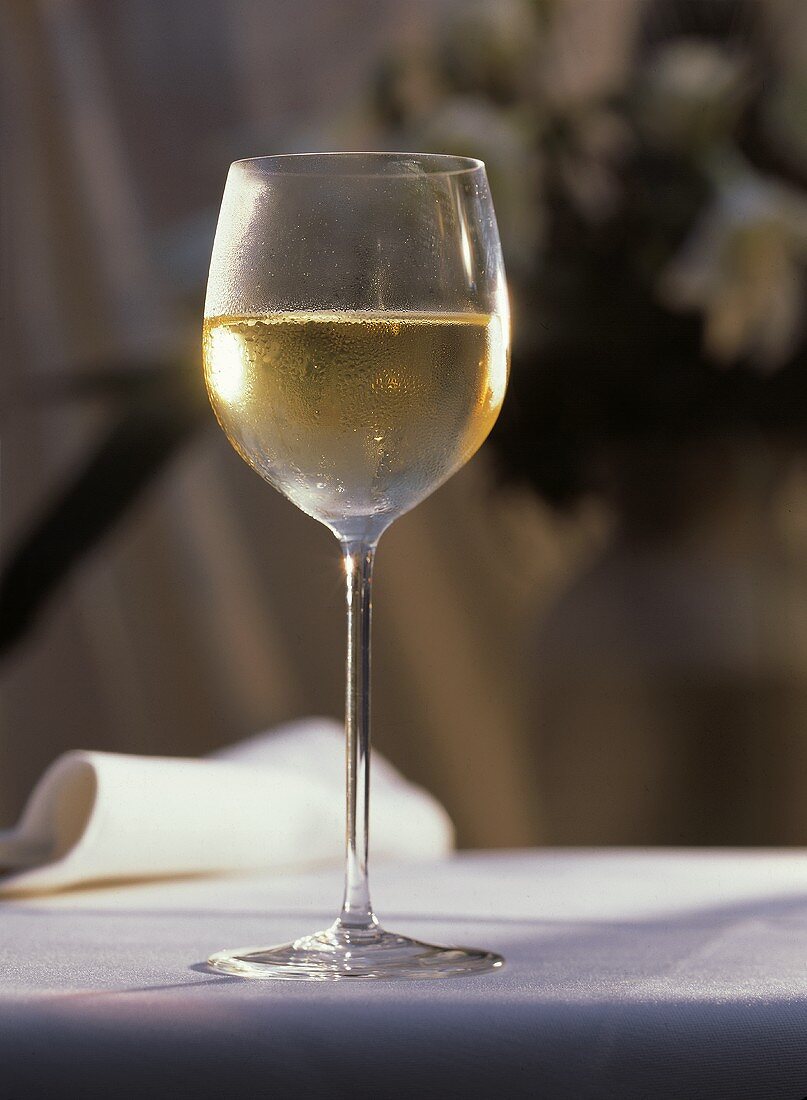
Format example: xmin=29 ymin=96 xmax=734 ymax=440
xmin=207 ymin=921 xmax=503 ymax=981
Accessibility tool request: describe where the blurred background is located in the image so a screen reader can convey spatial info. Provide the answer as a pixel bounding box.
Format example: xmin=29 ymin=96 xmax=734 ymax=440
xmin=3 ymin=0 xmax=807 ymax=848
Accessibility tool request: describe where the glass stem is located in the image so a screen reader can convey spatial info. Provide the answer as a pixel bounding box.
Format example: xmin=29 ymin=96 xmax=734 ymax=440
xmin=337 ymin=537 xmax=379 ymax=931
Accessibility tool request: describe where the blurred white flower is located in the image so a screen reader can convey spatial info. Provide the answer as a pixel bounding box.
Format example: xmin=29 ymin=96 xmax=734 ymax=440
xmin=661 ymin=167 xmax=807 ymax=371
xmin=638 ymin=40 xmax=750 ymax=152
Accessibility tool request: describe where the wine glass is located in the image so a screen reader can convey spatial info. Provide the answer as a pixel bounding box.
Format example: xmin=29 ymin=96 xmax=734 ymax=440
xmin=203 ymin=152 xmax=509 ymax=980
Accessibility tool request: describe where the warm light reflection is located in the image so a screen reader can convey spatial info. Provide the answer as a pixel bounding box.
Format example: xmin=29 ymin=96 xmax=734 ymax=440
xmin=207 ymin=324 xmax=248 ymax=403
xmin=458 ymin=211 xmax=474 ymax=288
xmin=487 ymin=313 xmax=509 ymax=409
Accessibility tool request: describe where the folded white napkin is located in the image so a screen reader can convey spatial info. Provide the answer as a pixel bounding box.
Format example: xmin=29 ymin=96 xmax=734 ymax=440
xmin=0 ymin=718 xmax=453 ymax=896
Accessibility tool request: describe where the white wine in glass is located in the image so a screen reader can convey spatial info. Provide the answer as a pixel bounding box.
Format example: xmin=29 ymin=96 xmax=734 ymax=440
xmin=204 ymin=310 xmax=507 ymax=526
xmin=203 ymin=153 xmax=509 ymax=980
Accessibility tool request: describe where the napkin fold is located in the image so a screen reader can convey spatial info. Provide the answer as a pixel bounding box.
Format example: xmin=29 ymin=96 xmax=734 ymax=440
xmin=0 ymin=719 xmax=453 ymax=896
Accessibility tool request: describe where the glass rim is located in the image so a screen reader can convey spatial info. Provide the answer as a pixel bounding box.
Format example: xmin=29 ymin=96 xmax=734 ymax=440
xmin=229 ymin=151 xmax=486 ymax=179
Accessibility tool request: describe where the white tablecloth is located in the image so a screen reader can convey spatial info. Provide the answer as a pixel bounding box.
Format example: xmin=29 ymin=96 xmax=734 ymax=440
xmin=2 ymin=850 xmax=807 ymax=1098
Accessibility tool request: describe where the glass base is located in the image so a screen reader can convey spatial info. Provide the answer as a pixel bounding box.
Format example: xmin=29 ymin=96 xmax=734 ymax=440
xmin=207 ymin=921 xmax=503 ymax=981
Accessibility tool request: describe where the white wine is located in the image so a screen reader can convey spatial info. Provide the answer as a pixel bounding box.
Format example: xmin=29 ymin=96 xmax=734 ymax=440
xmin=203 ymin=311 xmax=508 ymax=530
